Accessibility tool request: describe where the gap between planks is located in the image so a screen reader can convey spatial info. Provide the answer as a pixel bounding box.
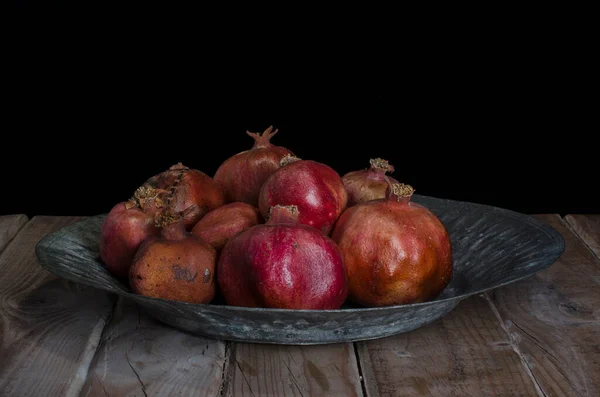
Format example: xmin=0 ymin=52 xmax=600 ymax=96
xmin=0 ymin=214 xmax=29 ymax=255
xmin=563 ymin=214 xmax=600 ymax=263
xmin=220 ymin=340 xmax=365 ymax=397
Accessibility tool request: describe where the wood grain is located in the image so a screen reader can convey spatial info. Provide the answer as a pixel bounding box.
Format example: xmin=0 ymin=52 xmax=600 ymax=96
xmin=356 ymin=294 xmax=539 ymax=397
xmin=0 ymin=216 xmax=116 ymax=397
xmin=81 ymin=297 xmax=227 ymax=397
xmin=565 ymin=214 xmax=600 ymax=260
xmin=0 ymin=214 xmax=28 ymax=254
xmin=224 ymin=342 xmax=363 ymax=397
xmin=488 ymin=214 xmax=600 ymax=397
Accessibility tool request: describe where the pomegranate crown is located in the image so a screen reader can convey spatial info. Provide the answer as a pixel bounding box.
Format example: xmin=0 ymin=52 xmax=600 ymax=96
xmin=280 ymin=154 xmax=302 ymax=167
xmin=369 ymin=158 xmax=395 ymax=173
xmin=388 ymin=182 xmax=415 ymax=201
xmin=154 ymin=210 xmax=183 ymax=227
xmin=246 ymin=125 xmax=279 ymax=148
xmin=266 ymin=204 xmax=300 ymax=224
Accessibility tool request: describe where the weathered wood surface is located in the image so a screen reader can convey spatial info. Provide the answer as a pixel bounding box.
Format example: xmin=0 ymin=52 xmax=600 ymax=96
xmin=0 ymin=214 xmax=28 ymax=254
xmin=81 ymin=297 xmax=227 ymax=397
xmin=4 ymin=212 xmax=600 ymax=397
xmin=565 ymin=214 xmax=600 ymax=260
xmin=356 ymin=294 xmax=539 ymax=397
xmin=0 ymin=216 xmax=116 ymax=397
xmin=224 ymin=342 xmax=363 ymax=397
xmin=489 ymin=214 xmax=600 ymax=397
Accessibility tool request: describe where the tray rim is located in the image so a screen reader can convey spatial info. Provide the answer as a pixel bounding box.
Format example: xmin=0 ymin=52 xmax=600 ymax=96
xmin=35 ymin=193 xmax=566 ymax=314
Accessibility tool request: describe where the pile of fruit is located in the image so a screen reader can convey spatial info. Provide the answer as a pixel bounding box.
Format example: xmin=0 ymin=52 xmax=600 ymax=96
xmin=99 ymin=126 xmax=453 ymax=309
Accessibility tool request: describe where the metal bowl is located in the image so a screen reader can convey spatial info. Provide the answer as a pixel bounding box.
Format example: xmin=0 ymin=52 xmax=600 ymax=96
xmin=35 ymin=194 xmax=565 ymax=345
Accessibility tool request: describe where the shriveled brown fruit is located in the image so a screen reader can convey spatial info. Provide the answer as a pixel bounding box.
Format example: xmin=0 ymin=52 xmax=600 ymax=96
xmin=129 ymin=209 xmax=217 ymax=304
xmin=342 ymin=158 xmax=399 ymax=206
xmin=135 ymin=162 xmax=226 ymax=230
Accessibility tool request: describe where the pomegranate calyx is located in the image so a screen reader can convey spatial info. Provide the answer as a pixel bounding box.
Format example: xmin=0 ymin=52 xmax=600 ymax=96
xmin=369 ymin=158 xmax=395 ymax=174
xmin=246 ymin=125 xmax=279 ymax=149
xmin=133 ymin=186 xmax=166 ymax=210
xmin=389 ymin=183 xmax=415 ymax=202
xmin=155 ymin=210 xmax=183 ymax=227
xmin=168 ymin=162 xmax=189 ymax=171
xmin=280 ymin=154 xmax=301 ymax=167
xmin=266 ymin=205 xmax=300 ymax=225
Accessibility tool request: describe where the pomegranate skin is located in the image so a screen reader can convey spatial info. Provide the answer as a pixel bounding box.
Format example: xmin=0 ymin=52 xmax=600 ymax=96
xmin=191 ymin=202 xmax=262 ymax=251
xmin=129 ymin=213 xmax=217 ymax=304
xmin=99 ymin=201 xmax=159 ymax=279
xmin=217 ymin=205 xmax=348 ymax=310
xmin=137 ymin=163 xmax=226 ymax=230
xmin=343 ymin=158 xmax=399 ymax=206
xmin=331 ymin=184 xmax=453 ymax=307
xmin=258 ymin=157 xmax=348 ymax=235
xmin=214 ymin=126 xmax=294 ymax=206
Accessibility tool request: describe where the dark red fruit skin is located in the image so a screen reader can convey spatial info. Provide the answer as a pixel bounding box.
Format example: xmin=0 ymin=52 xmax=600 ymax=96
xmin=343 ymin=158 xmax=399 ymax=206
xmin=258 ymin=159 xmax=348 ymax=235
xmin=138 ymin=163 xmax=226 ymax=230
xmin=99 ymin=201 xmax=159 ymax=279
xmin=331 ymin=186 xmax=453 ymax=307
xmin=217 ymin=206 xmax=348 ymax=310
xmin=191 ymin=202 xmax=262 ymax=251
xmin=214 ymin=126 xmax=293 ymax=206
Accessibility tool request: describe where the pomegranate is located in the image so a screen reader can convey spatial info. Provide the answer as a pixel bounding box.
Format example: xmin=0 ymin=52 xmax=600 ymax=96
xmin=258 ymin=155 xmax=348 ymax=235
xmin=214 ymin=125 xmax=294 ymax=206
xmin=99 ymin=200 xmax=160 ymax=279
xmin=331 ymin=183 xmax=453 ymax=307
xmin=342 ymin=158 xmax=399 ymax=206
xmin=129 ymin=210 xmax=217 ymax=304
xmin=217 ymin=205 xmax=348 ymax=310
xmin=136 ymin=162 xmax=226 ymax=230
xmin=191 ymin=202 xmax=262 ymax=251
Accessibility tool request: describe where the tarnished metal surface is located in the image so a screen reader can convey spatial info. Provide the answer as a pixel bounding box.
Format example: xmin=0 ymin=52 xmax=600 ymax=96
xmin=35 ymin=195 xmax=565 ymax=344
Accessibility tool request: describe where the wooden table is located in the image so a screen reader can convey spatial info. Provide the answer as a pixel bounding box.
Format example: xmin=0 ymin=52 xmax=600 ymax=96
xmin=0 ymin=213 xmax=598 ymax=397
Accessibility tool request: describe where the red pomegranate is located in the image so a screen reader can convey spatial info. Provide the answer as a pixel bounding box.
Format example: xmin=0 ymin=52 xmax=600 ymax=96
xmin=129 ymin=210 xmax=217 ymax=304
xmin=136 ymin=162 xmax=226 ymax=230
xmin=99 ymin=200 xmax=160 ymax=279
xmin=258 ymin=155 xmax=347 ymax=235
xmin=214 ymin=126 xmax=294 ymax=206
xmin=331 ymin=183 xmax=453 ymax=307
xmin=191 ymin=202 xmax=262 ymax=251
xmin=217 ymin=205 xmax=348 ymax=310
xmin=342 ymin=158 xmax=399 ymax=206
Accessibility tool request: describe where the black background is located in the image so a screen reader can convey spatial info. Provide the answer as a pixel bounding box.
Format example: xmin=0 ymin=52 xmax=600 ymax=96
xmin=3 ymin=19 xmax=595 ymax=219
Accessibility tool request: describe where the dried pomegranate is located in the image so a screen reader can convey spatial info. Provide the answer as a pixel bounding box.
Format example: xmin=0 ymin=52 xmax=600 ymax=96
xmin=342 ymin=158 xmax=399 ymax=206
xmin=129 ymin=210 xmax=217 ymax=304
xmin=136 ymin=163 xmax=225 ymax=230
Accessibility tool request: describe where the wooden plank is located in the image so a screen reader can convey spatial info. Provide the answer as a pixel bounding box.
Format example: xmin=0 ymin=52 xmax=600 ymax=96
xmin=356 ymin=294 xmax=539 ymax=397
xmin=80 ymin=297 xmax=227 ymax=397
xmin=565 ymin=214 xmax=600 ymax=260
xmin=0 ymin=214 xmax=28 ymax=254
xmin=0 ymin=216 xmax=116 ymax=397
xmin=488 ymin=214 xmax=600 ymax=397
xmin=224 ymin=342 xmax=363 ymax=397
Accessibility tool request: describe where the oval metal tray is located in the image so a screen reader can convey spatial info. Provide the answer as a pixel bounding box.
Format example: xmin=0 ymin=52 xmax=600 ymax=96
xmin=35 ymin=194 xmax=565 ymax=345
